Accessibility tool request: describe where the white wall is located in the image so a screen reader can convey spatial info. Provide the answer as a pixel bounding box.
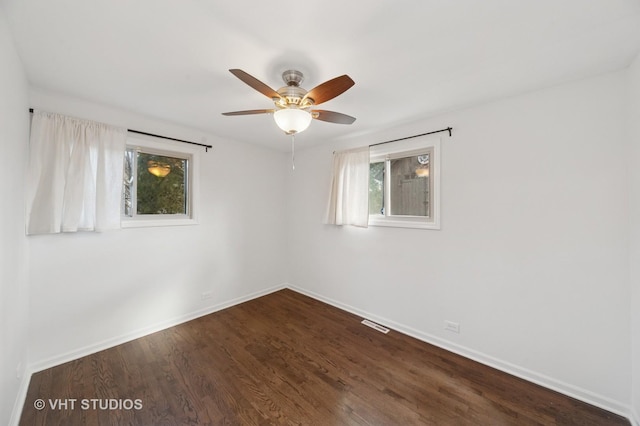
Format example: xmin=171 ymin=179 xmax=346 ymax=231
xmin=26 ymin=89 xmax=289 ymax=369
xmin=629 ymin=52 xmax=640 ymax=426
xmin=286 ymin=70 xmax=631 ymax=414
xmin=0 ymin=5 xmax=30 ymax=426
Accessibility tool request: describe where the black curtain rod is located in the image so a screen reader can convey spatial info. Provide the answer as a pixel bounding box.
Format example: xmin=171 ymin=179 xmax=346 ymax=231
xmin=127 ymin=129 xmax=212 ymax=152
xmin=29 ymin=108 xmax=212 ymax=152
xmin=369 ymin=127 xmax=452 ymax=147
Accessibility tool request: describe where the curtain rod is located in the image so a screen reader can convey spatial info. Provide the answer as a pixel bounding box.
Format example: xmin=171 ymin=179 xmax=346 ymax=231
xmin=127 ymin=129 xmax=212 ymax=152
xmin=369 ymin=127 xmax=452 ymax=147
xmin=29 ymin=108 xmax=213 ymax=152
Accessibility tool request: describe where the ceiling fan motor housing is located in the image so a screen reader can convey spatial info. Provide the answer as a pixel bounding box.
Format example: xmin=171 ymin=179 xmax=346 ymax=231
xmin=276 ymin=70 xmax=309 ymax=108
xmin=276 ymin=85 xmax=308 ymax=107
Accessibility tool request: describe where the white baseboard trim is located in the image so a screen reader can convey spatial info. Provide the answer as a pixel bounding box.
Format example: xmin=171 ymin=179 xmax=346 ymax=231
xmin=9 ymin=372 xmax=32 ymax=426
xmin=286 ymin=284 xmax=632 ymax=422
xmin=28 ymin=283 xmax=286 ymax=374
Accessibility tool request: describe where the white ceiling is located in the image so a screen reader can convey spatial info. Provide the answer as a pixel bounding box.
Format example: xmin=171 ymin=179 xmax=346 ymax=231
xmin=3 ymin=0 xmax=640 ymax=151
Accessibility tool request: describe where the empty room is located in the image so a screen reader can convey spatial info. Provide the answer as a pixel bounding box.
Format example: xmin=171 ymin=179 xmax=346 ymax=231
xmin=1 ymin=1 xmax=640 ymax=425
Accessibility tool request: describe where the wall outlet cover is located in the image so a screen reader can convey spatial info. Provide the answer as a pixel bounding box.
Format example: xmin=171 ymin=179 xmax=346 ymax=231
xmin=444 ymin=320 xmax=460 ymax=333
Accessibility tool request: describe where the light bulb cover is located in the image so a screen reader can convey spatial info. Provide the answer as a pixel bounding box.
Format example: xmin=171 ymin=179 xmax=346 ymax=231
xmin=415 ymin=167 xmax=429 ymax=178
xmin=147 ymin=161 xmax=171 ymax=178
xmin=274 ymin=109 xmax=312 ymax=134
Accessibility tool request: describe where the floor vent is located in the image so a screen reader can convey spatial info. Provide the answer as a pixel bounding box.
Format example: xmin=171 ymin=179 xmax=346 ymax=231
xmin=361 ymin=319 xmax=389 ymax=334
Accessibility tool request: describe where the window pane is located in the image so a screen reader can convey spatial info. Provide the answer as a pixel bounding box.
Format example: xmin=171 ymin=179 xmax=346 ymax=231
xmin=389 ymin=155 xmax=429 ymax=217
xmin=122 ymin=149 xmax=135 ymax=217
xmin=369 ymin=162 xmax=384 ymax=215
xmin=136 ymin=152 xmax=187 ymax=215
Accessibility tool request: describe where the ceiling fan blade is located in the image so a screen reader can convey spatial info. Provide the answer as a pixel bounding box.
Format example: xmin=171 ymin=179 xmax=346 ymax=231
xmin=312 ymin=110 xmax=356 ymax=125
xmin=303 ymin=75 xmax=355 ymax=105
xmin=222 ymin=109 xmax=275 ymax=116
xmin=229 ymin=69 xmax=282 ymax=100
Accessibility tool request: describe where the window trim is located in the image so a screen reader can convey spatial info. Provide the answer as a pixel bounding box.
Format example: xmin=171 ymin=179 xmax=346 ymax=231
xmin=369 ymin=135 xmax=441 ymax=230
xmin=121 ymin=134 xmax=199 ymax=228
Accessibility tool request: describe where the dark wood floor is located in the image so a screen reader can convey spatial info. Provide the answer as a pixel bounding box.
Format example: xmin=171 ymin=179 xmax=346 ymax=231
xmin=20 ymin=289 xmax=628 ymax=425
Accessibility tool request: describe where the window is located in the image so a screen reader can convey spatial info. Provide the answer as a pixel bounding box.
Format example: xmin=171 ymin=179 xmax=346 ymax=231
xmin=369 ymin=135 xmax=440 ymax=229
xmin=122 ymin=135 xmax=198 ymax=227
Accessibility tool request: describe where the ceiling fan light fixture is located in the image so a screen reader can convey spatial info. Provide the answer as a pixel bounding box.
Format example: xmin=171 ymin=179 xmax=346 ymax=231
xmin=274 ymin=108 xmax=312 ymax=135
xmin=147 ymin=160 xmax=171 ymax=178
xmin=223 ymin=69 xmax=356 ymax=135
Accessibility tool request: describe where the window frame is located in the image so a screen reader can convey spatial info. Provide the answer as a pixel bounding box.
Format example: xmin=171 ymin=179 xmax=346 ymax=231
xmin=121 ymin=134 xmax=199 ymax=228
xmin=369 ymin=135 xmax=441 ymax=230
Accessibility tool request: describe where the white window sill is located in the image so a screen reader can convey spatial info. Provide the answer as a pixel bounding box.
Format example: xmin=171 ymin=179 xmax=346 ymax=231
xmin=121 ymin=217 xmax=197 ymax=228
xmin=369 ymin=215 xmax=440 ymax=230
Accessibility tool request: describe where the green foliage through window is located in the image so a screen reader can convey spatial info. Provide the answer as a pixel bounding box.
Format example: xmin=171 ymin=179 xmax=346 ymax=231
xmin=369 ymin=162 xmax=384 ymax=215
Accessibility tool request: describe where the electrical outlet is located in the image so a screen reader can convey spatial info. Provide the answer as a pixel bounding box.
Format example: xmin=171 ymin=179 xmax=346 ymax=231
xmin=16 ymin=362 xmax=22 ymax=379
xmin=201 ymin=291 xmax=213 ymax=300
xmin=444 ymin=320 xmax=460 ymax=334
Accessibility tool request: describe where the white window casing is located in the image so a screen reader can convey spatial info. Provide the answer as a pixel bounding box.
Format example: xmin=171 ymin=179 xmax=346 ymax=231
xmin=369 ymin=135 xmax=441 ymax=230
xmin=121 ymin=134 xmax=199 ymax=228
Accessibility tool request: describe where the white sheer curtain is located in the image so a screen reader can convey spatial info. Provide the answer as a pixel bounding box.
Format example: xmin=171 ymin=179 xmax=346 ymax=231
xmin=325 ymin=146 xmax=370 ymax=228
xmin=26 ymin=111 xmax=127 ymax=235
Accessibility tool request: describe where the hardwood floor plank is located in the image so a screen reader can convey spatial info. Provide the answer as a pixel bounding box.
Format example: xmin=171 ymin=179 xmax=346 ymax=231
xmin=20 ymin=289 xmax=629 ymax=425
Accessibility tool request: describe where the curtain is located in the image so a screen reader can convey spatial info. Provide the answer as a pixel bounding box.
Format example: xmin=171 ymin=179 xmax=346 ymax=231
xmin=326 ymin=146 xmax=370 ymax=228
xmin=26 ymin=111 xmax=127 ymax=235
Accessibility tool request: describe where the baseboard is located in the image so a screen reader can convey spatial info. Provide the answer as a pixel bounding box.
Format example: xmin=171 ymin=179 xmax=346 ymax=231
xmin=286 ymin=284 xmax=632 ymax=421
xmin=9 ymin=372 xmax=31 ymax=426
xmin=28 ymin=283 xmax=286 ymax=374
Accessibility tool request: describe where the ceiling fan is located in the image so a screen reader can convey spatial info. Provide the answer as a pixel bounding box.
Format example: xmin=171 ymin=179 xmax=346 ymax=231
xmin=222 ymin=69 xmax=356 ymax=135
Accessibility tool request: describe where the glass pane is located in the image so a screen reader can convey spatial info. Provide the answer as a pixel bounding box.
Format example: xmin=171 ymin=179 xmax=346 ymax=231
xmin=122 ymin=149 xmax=135 ymax=217
xmin=389 ymin=154 xmax=429 ymax=217
xmin=136 ymin=152 xmax=187 ymax=215
xmin=369 ymin=162 xmax=384 ymax=215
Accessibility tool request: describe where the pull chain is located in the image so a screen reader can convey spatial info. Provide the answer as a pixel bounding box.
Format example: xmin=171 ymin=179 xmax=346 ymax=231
xmin=291 ymin=134 xmax=295 ymax=170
